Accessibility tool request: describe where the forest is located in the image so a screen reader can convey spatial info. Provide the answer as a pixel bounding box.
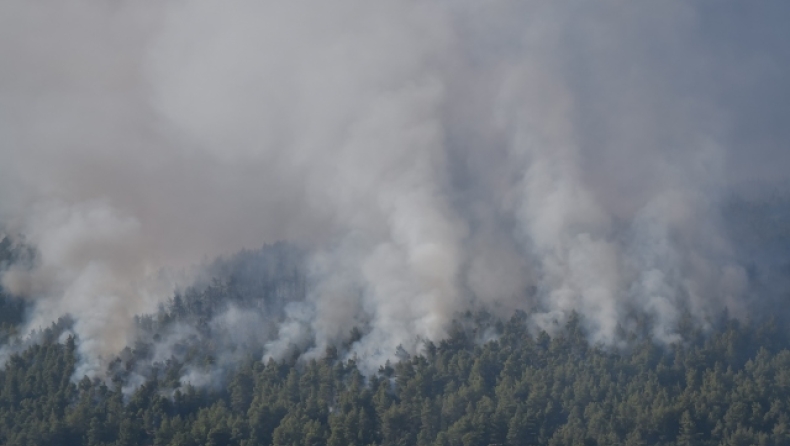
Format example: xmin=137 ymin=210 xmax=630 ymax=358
xmin=0 ymin=196 xmax=790 ymax=446
xmin=3 ymin=2 xmax=790 ymax=445
xmin=1 ymin=239 xmax=790 ymax=446
xmin=3 ymin=302 xmax=790 ymax=446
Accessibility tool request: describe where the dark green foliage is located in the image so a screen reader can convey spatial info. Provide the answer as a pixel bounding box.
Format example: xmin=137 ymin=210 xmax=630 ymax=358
xmin=4 ymin=311 xmax=790 ymax=446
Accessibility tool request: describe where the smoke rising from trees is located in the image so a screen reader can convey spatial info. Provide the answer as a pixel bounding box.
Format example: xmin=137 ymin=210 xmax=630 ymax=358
xmin=1 ymin=0 xmax=789 ymax=375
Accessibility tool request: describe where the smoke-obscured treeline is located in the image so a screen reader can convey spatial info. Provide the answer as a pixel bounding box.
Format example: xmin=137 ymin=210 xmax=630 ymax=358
xmin=3 ymin=0 xmax=790 ymax=376
xmin=0 ymin=237 xmax=31 ymax=345
xmin=1 ymin=191 xmax=788 ymax=387
xmin=1 ymin=215 xmax=790 ymax=445
xmin=2 ymin=2 xmax=790 ymax=443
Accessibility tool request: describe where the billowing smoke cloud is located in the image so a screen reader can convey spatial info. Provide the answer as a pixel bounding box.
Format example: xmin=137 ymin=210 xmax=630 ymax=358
xmin=1 ymin=0 xmax=789 ymax=375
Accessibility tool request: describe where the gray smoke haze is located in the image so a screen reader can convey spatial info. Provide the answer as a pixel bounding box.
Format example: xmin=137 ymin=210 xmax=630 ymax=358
xmin=1 ymin=0 xmax=789 ymax=374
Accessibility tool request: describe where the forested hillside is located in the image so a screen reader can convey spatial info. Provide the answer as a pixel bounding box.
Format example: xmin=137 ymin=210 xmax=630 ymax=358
xmin=4 ymin=1 xmax=790 ymax=445
xmin=2 ymin=305 xmax=790 ymax=446
xmin=2 ymin=240 xmax=790 ymax=445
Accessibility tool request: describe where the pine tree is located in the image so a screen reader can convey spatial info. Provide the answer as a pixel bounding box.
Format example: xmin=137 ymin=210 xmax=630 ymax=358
xmin=677 ymin=410 xmax=699 ymax=446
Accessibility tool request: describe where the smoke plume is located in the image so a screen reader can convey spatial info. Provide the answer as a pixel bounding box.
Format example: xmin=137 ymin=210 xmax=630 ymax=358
xmin=1 ymin=0 xmax=789 ymax=375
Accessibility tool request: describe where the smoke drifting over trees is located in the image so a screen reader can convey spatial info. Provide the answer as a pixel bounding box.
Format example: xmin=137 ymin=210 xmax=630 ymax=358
xmin=1 ymin=1 xmax=789 ymax=375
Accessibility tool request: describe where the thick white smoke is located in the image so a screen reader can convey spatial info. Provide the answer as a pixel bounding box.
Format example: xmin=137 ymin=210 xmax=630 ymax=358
xmin=1 ymin=0 xmax=788 ymax=375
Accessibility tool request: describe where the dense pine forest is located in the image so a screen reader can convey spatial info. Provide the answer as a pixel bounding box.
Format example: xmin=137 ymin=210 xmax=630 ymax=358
xmin=3 ymin=304 xmax=790 ymax=446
